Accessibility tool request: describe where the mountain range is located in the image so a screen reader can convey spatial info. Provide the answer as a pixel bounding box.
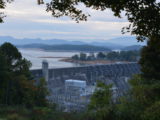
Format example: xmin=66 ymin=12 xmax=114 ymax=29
xmin=0 ymin=36 xmax=145 ymax=50
xmin=18 ymin=44 xmax=111 ymax=52
xmin=122 ymin=45 xmax=143 ymax=51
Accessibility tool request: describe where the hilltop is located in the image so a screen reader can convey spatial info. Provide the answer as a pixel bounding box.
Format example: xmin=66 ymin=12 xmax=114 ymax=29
xmin=18 ymin=44 xmax=111 ymax=52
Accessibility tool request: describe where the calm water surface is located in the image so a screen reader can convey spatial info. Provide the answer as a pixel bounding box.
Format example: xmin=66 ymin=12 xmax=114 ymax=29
xmin=19 ymin=48 xmax=85 ymax=70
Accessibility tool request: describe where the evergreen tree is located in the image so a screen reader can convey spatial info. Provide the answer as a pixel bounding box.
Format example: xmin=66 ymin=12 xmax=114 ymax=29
xmin=97 ymin=52 xmax=106 ymax=59
xmin=139 ymin=37 xmax=160 ymax=82
xmin=0 ymin=43 xmax=48 ymax=107
xmin=72 ymin=54 xmax=79 ymax=60
xmin=79 ymin=53 xmax=87 ymax=61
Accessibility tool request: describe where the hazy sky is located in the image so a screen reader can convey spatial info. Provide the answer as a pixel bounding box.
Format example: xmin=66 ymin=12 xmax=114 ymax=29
xmin=0 ymin=0 xmax=131 ymax=41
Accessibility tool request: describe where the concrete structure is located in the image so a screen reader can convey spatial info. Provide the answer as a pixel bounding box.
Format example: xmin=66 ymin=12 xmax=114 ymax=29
xmin=65 ymin=79 xmax=86 ymax=96
xmin=31 ymin=62 xmax=141 ymax=111
xmin=65 ymin=80 xmax=86 ymax=88
xmin=42 ymin=60 xmax=49 ymax=82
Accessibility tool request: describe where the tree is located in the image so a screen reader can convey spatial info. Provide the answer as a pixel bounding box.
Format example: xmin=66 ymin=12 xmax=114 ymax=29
xmin=0 ymin=0 xmax=13 ymax=23
xmin=1 ymin=1 xmax=160 ymax=119
xmin=0 ymin=43 xmax=48 ymax=107
xmin=34 ymin=78 xmax=49 ymax=107
xmin=0 ymin=42 xmax=32 ymax=79
xmin=47 ymin=0 xmax=160 ymax=40
xmin=97 ymin=52 xmax=106 ymax=59
xmin=106 ymin=51 xmax=119 ymax=61
xmin=46 ymin=1 xmax=160 ymax=119
xmin=2 ymin=0 xmax=160 ymax=41
xmin=79 ymin=52 xmax=87 ymax=61
xmin=139 ymin=37 xmax=160 ymax=82
xmin=0 ymin=51 xmax=10 ymax=104
xmin=0 ymin=43 xmax=31 ymax=105
xmin=125 ymin=37 xmax=160 ymax=120
xmin=142 ymin=101 xmax=160 ymax=120
xmin=89 ymin=52 xmax=96 ymax=60
xmin=118 ymin=51 xmax=140 ymax=62
xmin=72 ymin=54 xmax=79 ymax=60
xmin=88 ymin=82 xmax=115 ymax=120
xmin=87 ymin=53 xmax=95 ymax=61
xmin=1 ymin=1 xmax=160 ymax=43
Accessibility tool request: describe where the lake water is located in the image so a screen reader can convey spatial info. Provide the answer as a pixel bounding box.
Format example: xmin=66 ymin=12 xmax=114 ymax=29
xmin=19 ymin=48 xmax=85 ymax=70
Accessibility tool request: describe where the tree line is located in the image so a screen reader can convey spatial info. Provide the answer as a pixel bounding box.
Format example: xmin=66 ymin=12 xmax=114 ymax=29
xmin=72 ymin=50 xmax=140 ymax=62
xmin=20 ymin=44 xmax=111 ymax=52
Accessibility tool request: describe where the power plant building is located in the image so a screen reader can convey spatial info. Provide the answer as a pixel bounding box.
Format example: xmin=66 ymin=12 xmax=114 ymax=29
xmin=65 ymin=79 xmax=86 ymax=96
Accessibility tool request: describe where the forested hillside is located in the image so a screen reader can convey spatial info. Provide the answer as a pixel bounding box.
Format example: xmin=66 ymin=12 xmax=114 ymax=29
xmin=18 ymin=44 xmax=111 ymax=52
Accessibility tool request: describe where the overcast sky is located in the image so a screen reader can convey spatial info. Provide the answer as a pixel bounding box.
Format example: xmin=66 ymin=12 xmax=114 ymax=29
xmin=0 ymin=0 xmax=131 ymax=42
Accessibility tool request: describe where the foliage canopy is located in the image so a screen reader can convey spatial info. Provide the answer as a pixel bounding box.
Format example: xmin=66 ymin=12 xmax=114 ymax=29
xmin=0 ymin=42 xmax=48 ymax=107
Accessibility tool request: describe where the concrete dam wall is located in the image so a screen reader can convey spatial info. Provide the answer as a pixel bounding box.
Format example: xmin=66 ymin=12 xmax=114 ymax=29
xmin=31 ymin=62 xmax=140 ymax=111
xmin=31 ymin=62 xmax=140 ymax=95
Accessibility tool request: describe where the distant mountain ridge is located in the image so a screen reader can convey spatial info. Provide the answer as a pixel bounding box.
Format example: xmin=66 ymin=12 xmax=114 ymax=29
xmin=122 ymin=45 xmax=144 ymax=51
xmin=105 ymin=37 xmax=146 ymax=46
xmin=0 ymin=36 xmax=145 ymax=50
xmin=18 ymin=44 xmax=111 ymax=52
xmin=0 ymin=36 xmax=85 ymax=45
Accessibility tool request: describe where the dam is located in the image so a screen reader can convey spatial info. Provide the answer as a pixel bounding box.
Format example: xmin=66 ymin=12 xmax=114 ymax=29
xmin=31 ymin=62 xmax=141 ymax=111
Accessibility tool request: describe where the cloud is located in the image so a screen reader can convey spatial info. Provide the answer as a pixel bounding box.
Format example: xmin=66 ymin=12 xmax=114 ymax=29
xmin=86 ymin=21 xmax=129 ymax=31
xmin=31 ymin=19 xmax=76 ymax=24
xmin=0 ymin=0 xmax=130 ymax=41
xmin=29 ymin=30 xmax=78 ymax=35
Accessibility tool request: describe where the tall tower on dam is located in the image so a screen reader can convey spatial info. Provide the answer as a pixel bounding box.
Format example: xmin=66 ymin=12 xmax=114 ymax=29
xmin=42 ymin=60 xmax=49 ymax=82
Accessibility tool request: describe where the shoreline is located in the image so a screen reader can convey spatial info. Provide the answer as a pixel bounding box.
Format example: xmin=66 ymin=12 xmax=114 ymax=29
xmin=60 ymin=58 xmax=118 ymax=65
xmin=38 ymin=56 xmax=70 ymax=58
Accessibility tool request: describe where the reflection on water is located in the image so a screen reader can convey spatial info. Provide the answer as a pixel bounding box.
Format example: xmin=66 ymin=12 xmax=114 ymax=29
xmin=19 ymin=48 xmax=86 ymax=70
